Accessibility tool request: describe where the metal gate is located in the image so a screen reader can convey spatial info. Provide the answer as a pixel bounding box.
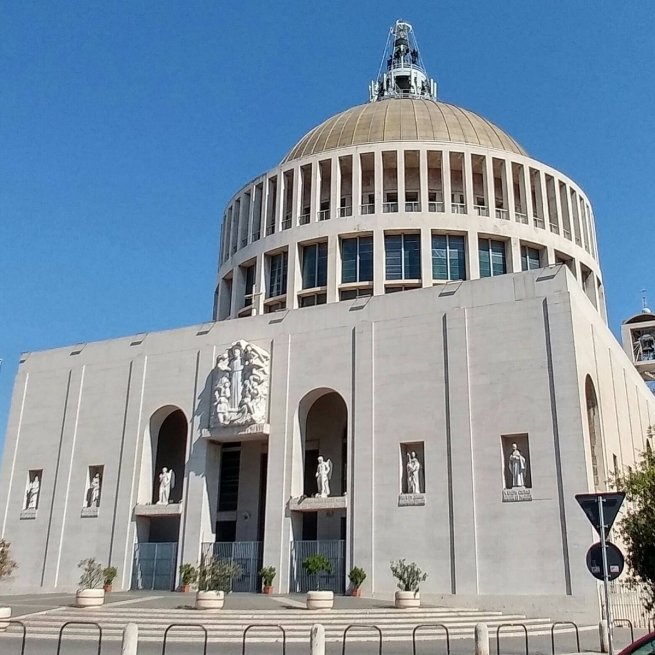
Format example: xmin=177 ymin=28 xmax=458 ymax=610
xmin=202 ymin=541 xmax=263 ymax=592
xmin=131 ymin=542 xmax=178 ymax=590
xmin=290 ymin=539 xmax=345 ymax=594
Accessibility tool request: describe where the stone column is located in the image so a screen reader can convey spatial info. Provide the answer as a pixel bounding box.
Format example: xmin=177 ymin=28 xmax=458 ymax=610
xmin=442 ymin=150 xmax=452 ymax=212
xmin=327 ymin=234 xmax=339 ymax=303
xmin=397 ymin=150 xmax=405 ymax=210
xmin=421 ymin=227 xmax=432 ymax=287
xmin=373 ymin=230 xmax=385 ymax=296
xmin=353 ymin=153 xmax=362 ymax=216
xmin=419 ymin=148 xmax=429 ymax=213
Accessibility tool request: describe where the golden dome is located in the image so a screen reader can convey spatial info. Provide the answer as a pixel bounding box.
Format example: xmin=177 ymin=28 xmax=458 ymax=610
xmin=282 ymin=98 xmax=526 ymax=164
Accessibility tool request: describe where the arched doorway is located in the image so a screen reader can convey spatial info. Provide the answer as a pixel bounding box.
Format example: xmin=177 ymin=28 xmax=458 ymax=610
xmin=291 ymin=390 xmax=348 ymax=593
xmin=132 ymin=406 xmax=189 ymax=590
xmin=585 ymin=376 xmax=606 ymax=490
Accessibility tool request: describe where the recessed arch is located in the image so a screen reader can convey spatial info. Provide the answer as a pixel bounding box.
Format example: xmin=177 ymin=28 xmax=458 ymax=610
xmin=585 ymin=376 xmax=606 ymax=491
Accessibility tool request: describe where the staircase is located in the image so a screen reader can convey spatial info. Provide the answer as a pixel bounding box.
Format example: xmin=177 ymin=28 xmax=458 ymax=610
xmin=2 ymin=605 xmax=588 ymax=643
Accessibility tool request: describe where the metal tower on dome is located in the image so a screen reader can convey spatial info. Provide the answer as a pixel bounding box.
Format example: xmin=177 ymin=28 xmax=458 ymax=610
xmin=369 ymin=20 xmax=438 ymax=102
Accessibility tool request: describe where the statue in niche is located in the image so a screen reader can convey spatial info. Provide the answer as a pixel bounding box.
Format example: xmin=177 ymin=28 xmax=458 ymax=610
xmin=211 ymin=340 xmax=270 ymax=428
xmin=87 ymin=473 xmax=101 ymax=508
xmin=508 ymin=444 xmax=528 ymax=488
xmin=406 ymin=451 xmax=422 ymax=494
xmin=315 ymin=457 xmax=332 ymax=498
xmin=157 ymin=467 xmax=175 ymax=504
xmin=26 ymin=475 xmax=40 ymax=510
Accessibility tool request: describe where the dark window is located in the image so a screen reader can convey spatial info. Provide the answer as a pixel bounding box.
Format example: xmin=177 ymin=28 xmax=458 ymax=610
xmin=432 ymin=234 xmax=466 ymax=281
xmin=244 ymin=265 xmax=255 ymax=306
xmin=340 ymin=288 xmax=373 ymax=301
xmin=299 ymin=293 xmax=327 ymax=307
xmin=385 ymin=234 xmax=421 ymax=280
xmin=215 ymin=520 xmax=236 ymax=542
xmin=479 ymin=238 xmax=507 ymax=278
xmin=218 ymin=447 xmax=241 ymax=512
xmin=341 ymin=237 xmax=373 ymax=283
xmin=521 ymin=246 xmax=541 ymax=271
xmin=301 ymin=242 xmax=328 ymax=289
xmin=268 ymin=252 xmax=288 ymax=298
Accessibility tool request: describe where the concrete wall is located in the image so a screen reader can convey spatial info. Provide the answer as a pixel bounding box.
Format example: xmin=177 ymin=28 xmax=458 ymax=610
xmin=0 ymin=266 xmax=652 ymax=624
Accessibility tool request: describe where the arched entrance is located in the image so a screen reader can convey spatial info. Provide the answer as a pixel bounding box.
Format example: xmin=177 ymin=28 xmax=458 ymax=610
xmin=585 ymin=376 xmax=606 ymax=491
xmin=290 ymin=389 xmax=348 ymax=593
xmin=132 ymin=406 xmax=189 ymax=590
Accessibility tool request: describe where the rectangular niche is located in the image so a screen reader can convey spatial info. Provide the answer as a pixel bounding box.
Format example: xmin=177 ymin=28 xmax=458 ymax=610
xmin=501 ymin=434 xmax=532 ymax=502
xmin=21 ymin=469 xmax=43 ymax=519
xmin=399 ymin=442 xmax=425 ymax=506
xmin=82 ymin=465 xmax=104 ymax=518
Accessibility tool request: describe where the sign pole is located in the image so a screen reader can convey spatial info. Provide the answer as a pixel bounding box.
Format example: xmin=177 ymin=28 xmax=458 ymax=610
xmin=599 ymin=495 xmax=614 ymax=655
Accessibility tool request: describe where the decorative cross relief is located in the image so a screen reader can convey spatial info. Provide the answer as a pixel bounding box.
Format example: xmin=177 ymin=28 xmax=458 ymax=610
xmin=210 ymin=340 xmax=270 ymax=428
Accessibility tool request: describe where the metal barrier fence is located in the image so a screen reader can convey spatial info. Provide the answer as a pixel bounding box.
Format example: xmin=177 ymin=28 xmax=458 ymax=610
xmin=162 ymin=623 xmax=208 ymax=655
xmin=342 ymin=625 xmax=382 ymax=655
xmin=603 ymin=580 xmax=652 ymax=628
xmin=290 ymin=539 xmax=345 ymax=593
xmin=131 ymin=542 xmax=178 ymax=590
xmin=496 ymin=623 xmax=529 ymax=655
xmin=201 ymin=541 xmax=263 ymax=592
xmin=413 ymin=624 xmax=450 ymax=655
xmin=56 ymin=621 xmax=102 ymax=655
xmin=242 ymin=625 xmax=286 ymax=655
xmin=551 ymin=622 xmax=581 ymax=655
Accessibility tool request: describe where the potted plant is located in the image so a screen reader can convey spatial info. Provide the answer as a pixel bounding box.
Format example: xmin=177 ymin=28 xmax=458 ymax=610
xmin=102 ymin=566 xmax=117 ymax=592
xmin=195 ymin=556 xmax=242 ymax=610
xmin=348 ymin=566 xmax=366 ymax=597
xmin=76 ymin=558 xmax=105 ymax=608
xmin=259 ymin=566 xmax=276 ymax=594
xmin=302 ymin=554 xmax=333 ymax=609
xmin=179 ymin=563 xmax=197 ymax=592
xmin=0 ymin=539 xmax=17 ymax=631
xmin=390 ymin=559 xmax=427 ymax=609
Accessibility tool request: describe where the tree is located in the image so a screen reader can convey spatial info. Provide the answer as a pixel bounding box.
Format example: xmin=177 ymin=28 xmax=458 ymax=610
xmin=615 ymin=425 xmax=655 ymax=610
xmin=0 ymin=539 xmax=18 ymax=581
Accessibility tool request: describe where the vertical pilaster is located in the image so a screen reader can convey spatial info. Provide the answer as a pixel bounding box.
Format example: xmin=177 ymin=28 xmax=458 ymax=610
xmin=255 ymin=252 xmax=266 ymax=315
xmin=419 ymin=148 xmax=429 ymax=212
xmin=276 ymin=172 xmax=284 ymax=232
xmin=327 ymin=234 xmax=339 ymax=303
xmin=286 ymin=243 xmax=300 ymax=310
xmin=442 ymin=150 xmax=452 ymax=212
xmin=509 ymin=237 xmax=523 ymax=273
xmin=504 ymin=159 xmax=515 ymax=221
xmin=464 ymin=152 xmax=474 ymax=215
xmin=312 ymin=161 xmax=321 ymax=222
xmin=374 ymin=151 xmax=383 ymax=213
xmin=420 ymin=227 xmax=432 ymax=287
xmin=353 ymin=154 xmax=362 ymax=215
xmin=373 ymin=230 xmax=385 ymax=296
xmin=262 ymin=334 xmax=294 ymax=593
xmin=484 ymin=155 xmax=494 ymax=211
xmin=351 ymin=322 xmax=375 ymax=593
xmin=292 ymin=167 xmax=301 ymax=226
xmin=331 ymin=157 xmax=339 ymax=218
xmin=466 ymin=231 xmax=480 ymax=280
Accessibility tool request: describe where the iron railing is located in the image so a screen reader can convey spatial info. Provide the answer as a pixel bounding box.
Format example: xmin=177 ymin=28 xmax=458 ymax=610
xmin=451 ymin=203 xmax=466 ymax=214
xmin=290 ymin=539 xmax=345 ymax=594
xmin=428 ymin=201 xmax=444 ymax=212
xmin=201 ymin=541 xmax=263 ymax=593
xmin=360 ymin=203 xmax=375 ymax=215
xmin=383 ymin=202 xmax=399 ymax=213
xmin=131 ymin=542 xmax=178 ymax=590
xmin=474 ymin=205 xmax=489 ymax=216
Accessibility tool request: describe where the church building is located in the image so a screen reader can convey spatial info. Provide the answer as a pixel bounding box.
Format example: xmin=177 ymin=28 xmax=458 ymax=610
xmin=1 ymin=21 xmax=653 ymax=622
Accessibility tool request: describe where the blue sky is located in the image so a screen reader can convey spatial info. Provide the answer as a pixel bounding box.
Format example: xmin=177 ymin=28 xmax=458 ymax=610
xmin=1 ymin=1 xmax=654 ymax=452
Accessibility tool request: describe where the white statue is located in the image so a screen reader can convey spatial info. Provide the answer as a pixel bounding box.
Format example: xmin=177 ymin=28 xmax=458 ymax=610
xmin=157 ymin=467 xmax=175 ymax=504
xmin=26 ymin=475 xmax=40 ymax=510
xmin=211 ymin=340 xmax=271 ymax=428
xmin=315 ymin=457 xmax=332 ymax=498
xmin=88 ymin=473 xmax=101 ymax=508
xmin=508 ymin=444 xmax=527 ymax=488
xmin=407 ymin=451 xmax=422 ymax=494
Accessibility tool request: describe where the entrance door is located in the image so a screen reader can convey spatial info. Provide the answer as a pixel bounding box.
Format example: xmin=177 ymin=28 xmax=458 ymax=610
xmin=290 ymin=540 xmax=345 ymax=593
xmin=131 ymin=542 xmax=178 ymax=590
xmin=203 ymin=542 xmax=263 ymax=592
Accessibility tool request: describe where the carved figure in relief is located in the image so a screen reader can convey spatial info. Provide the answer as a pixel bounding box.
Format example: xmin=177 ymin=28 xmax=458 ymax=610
xmin=211 ymin=340 xmax=270 ymax=428
xmin=508 ymin=444 xmax=527 ymax=488
xmin=26 ymin=476 xmax=40 ymax=510
xmin=315 ymin=457 xmax=333 ymax=498
xmin=406 ymin=451 xmax=422 ymax=494
xmin=88 ymin=473 xmax=101 ymax=508
xmin=158 ymin=467 xmax=175 ymax=504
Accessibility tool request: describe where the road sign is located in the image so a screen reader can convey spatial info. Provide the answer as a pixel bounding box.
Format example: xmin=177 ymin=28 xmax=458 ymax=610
xmin=575 ymin=492 xmax=625 ymax=538
xmin=586 ymin=542 xmax=625 ymax=581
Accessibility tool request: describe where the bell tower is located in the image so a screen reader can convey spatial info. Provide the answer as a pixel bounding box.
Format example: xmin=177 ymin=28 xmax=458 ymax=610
xmin=622 ymin=291 xmax=655 ymax=394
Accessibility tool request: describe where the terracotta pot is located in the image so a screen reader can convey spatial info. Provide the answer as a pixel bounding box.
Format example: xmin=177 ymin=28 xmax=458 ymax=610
xmin=0 ymin=607 xmax=11 ymax=632
xmin=306 ymin=590 xmax=334 ymax=610
xmin=262 ymin=586 xmax=274 ymax=594
xmin=180 ymin=584 xmax=191 ymax=593
xmin=195 ymin=590 xmax=225 ymax=611
xmin=351 ymin=587 xmax=361 ymax=597
xmin=76 ymin=588 xmax=105 ymax=608
xmin=394 ymin=590 xmax=420 ymax=609
xmin=103 ymin=584 xmax=112 ymax=593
